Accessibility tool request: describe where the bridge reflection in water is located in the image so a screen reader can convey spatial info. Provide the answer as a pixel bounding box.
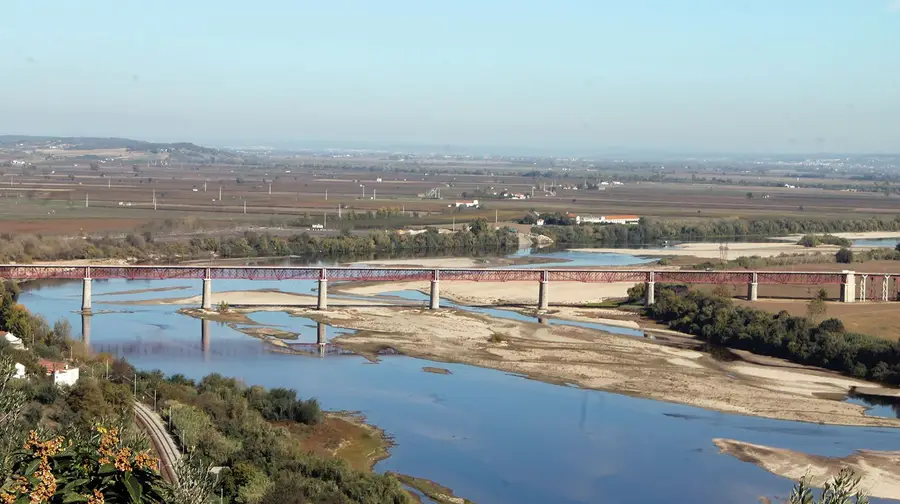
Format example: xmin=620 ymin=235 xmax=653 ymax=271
xmin=81 ymin=315 xmax=355 ymax=360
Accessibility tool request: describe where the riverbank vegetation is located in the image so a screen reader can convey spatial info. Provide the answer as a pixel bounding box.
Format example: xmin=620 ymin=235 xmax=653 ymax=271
xmin=639 ymin=285 xmax=900 ymax=385
xmin=0 ymin=218 xmax=517 ymax=263
xmin=797 ymin=234 xmax=852 ymax=248
xmin=535 ymin=216 xmax=900 ymax=246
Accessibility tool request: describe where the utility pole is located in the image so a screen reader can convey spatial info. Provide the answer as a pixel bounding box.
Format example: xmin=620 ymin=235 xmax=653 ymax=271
xmin=323 ymin=212 xmax=327 ymax=229
xmin=268 ymin=182 xmax=272 ymax=195
xmin=325 ymin=190 xmax=328 ymax=201
xmin=108 ymin=178 xmax=111 ymax=189
xmin=153 ymin=190 xmax=157 ymax=211
xmin=243 ymin=201 xmax=247 ymax=214
xmin=219 ymin=186 xmax=222 ymax=201
xmin=204 ymin=181 xmax=207 ymax=192
xmin=452 ymin=217 xmax=455 ymax=231
xmin=338 ymin=204 xmax=341 ymax=219
xmin=495 ymin=209 xmax=498 ymax=225
xmin=133 ymin=374 xmax=137 ymax=397
xmin=85 ymin=193 xmax=89 ymax=208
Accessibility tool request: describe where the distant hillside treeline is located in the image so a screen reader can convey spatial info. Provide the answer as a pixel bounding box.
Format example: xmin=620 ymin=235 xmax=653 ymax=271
xmin=0 ymin=219 xmax=518 ymax=263
xmin=535 ymin=217 xmax=900 ymax=245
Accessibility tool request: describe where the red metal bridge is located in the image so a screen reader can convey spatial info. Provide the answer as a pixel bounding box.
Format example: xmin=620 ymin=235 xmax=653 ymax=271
xmin=3 ymin=265 xmax=894 ymax=308
xmin=0 ymin=264 xmax=874 ymax=284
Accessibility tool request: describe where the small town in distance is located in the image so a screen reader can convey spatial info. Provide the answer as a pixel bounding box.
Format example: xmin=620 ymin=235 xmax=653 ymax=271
xmin=2 ymin=2 xmax=899 ymax=503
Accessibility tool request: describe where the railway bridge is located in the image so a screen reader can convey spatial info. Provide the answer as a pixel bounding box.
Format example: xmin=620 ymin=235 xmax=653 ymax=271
xmin=3 ymin=265 xmax=895 ymax=312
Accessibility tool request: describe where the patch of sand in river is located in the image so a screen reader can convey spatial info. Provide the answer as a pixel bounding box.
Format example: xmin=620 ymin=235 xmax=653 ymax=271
xmin=714 ymin=439 xmax=900 ymax=500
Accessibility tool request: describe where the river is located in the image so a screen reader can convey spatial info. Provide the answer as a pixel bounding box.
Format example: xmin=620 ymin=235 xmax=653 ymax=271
xmin=16 ymin=250 xmax=900 ymax=504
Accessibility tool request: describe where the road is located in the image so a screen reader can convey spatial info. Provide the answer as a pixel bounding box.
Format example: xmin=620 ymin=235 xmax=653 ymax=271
xmin=133 ymin=400 xmax=181 ymax=484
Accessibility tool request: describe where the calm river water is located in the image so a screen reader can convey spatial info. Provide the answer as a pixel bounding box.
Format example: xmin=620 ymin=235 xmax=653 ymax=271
xmin=17 ymin=251 xmax=900 ymax=504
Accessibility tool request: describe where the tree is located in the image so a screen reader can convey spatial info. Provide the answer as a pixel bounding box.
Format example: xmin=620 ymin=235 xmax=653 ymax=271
xmin=806 ymin=296 xmax=827 ymax=323
xmin=836 ymin=248 xmax=854 ymax=264
xmin=468 ymin=218 xmax=489 ymax=235
xmin=788 ymin=468 xmax=869 ymax=504
xmin=746 ymin=192 xmax=754 ymax=199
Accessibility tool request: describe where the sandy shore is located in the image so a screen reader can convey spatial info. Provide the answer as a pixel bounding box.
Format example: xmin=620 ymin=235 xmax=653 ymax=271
xmin=714 ymin=439 xmax=900 ymax=500
xmin=772 ymin=231 xmax=900 ymax=242
xmin=228 ymin=302 xmax=897 ymax=428
xmin=338 ymin=280 xmax=635 ymax=305
xmin=347 ymin=257 xmax=491 ymax=268
xmin=146 ymin=289 xmax=391 ymax=307
xmin=571 ymin=243 xmax=841 ymax=259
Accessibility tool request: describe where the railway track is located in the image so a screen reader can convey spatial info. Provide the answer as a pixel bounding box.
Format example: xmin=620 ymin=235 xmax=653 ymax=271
xmin=133 ymin=400 xmax=182 ymax=485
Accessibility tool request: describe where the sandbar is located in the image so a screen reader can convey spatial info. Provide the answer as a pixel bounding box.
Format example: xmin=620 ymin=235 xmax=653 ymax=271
xmin=261 ymin=304 xmax=899 ymax=428
xmin=714 ymin=438 xmax=900 ymax=500
xmin=570 ymin=243 xmax=840 ymax=259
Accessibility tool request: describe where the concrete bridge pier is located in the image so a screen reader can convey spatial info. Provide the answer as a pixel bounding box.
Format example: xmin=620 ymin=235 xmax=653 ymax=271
xmin=81 ymin=277 xmax=92 ymax=313
xmin=644 ymin=272 xmax=655 ymax=306
xmin=748 ymin=273 xmax=759 ymax=301
xmin=201 ymin=269 xmax=212 ymax=310
xmin=538 ymin=271 xmax=549 ymax=310
xmin=840 ymin=270 xmax=856 ymax=303
xmin=430 ymin=270 xmax=440 ymax=309
xmin=317 ymin=269 xmax=328 ymax=310
xmin=81 ymin=313 xmax=91 ymax=349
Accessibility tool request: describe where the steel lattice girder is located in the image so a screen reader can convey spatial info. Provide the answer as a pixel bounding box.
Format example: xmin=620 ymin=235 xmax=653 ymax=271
xmin=756 ymin=272 xmax=844 ymax=285
xmin=0 ymin=265 xmax=874 ymax=286
xmin=656 ymin=271 xmax=753 ymax=284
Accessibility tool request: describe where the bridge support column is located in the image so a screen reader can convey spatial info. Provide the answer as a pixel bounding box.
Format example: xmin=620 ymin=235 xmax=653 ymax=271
xmin=644 ymin=272 xmax=655 ymax=306
xmin=748 ymin=273 xmax=758 ymax=301
xmin=840 ymin=271 xmax=856 ymax=303
xmin=645 ymin=281 xmax=655 ymax=306
xmin=201 ymin=277 xmax=212 ymax=310
xmin=317 ymin=280 xmax=328 ymax=310
xmin=430 ymin=280 xmax=440 ymax=309
xmin=538 ymin=271 xmax=549 ymax=310
xmin=317 ymin=322 xmax=326 ymax=346
xmin=317 ymin=269 xmax=328 ymax=310
xmin=81 ymin=277 xmax=92 ymax=313
xmin=81 ymin=313 xmax=91 ymax=349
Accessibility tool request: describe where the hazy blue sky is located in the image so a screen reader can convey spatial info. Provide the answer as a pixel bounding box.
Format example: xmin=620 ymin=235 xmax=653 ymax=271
xmin=2 ymin=0 xmax=898 ymax=154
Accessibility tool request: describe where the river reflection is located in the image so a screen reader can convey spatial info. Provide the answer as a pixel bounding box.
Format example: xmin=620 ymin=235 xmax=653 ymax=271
xmin=20 ymin=278 xmax=900 ymax=504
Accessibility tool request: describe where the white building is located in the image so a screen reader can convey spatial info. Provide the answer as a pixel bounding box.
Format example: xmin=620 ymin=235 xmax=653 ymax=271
xmin=453 ymin=200 xmax=479 ymax=208
xmin=575 ymin=214 xmax=640 ymax=225
xmin=13 ymin=363 xmax=25 ymax=379
xmin=53 ymin=368 xmax=80 ymax=387
xmin=39 ymin=360 xmax=80 ymax=387
xmin=1 ymin=331 xmax=24 ymax=350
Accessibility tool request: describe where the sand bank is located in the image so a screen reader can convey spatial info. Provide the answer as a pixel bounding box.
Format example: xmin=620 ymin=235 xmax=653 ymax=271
xmin=250 ymin=304 xmax=900 ymax=428
xmin=771 ymin=231 xmax=900 ymax=242
xmin=571 ymin=242 xmax=842 ymax=259
xmin=714 ymin=439 xmax=900 ymax=500
xmin=148 ymin=290 xmax=390 ymax=307
xmin=338 ymin=280 xmax=634 ymax=305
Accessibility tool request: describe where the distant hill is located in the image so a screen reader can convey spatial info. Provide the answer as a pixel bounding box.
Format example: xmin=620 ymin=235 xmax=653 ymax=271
xmin=0 ymin=135 xmax=219 ymax=154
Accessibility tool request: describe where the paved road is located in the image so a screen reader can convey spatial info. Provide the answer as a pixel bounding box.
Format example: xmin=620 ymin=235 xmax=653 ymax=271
xmin=133 ymin=400 xmax=181 ymax=484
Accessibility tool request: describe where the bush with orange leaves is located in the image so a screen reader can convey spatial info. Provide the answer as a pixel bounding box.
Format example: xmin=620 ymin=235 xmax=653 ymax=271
xmin=0 ymin=426 xmax=167 ymax=503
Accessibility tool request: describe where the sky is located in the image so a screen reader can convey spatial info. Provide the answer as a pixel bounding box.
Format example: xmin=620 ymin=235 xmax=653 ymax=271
xmin=1 ymin=0 xmax=899 ymax=155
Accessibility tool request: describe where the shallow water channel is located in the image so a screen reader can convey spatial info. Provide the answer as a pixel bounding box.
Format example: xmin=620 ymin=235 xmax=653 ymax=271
xmin=16 ymin=252 xmax=900 ymax=504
